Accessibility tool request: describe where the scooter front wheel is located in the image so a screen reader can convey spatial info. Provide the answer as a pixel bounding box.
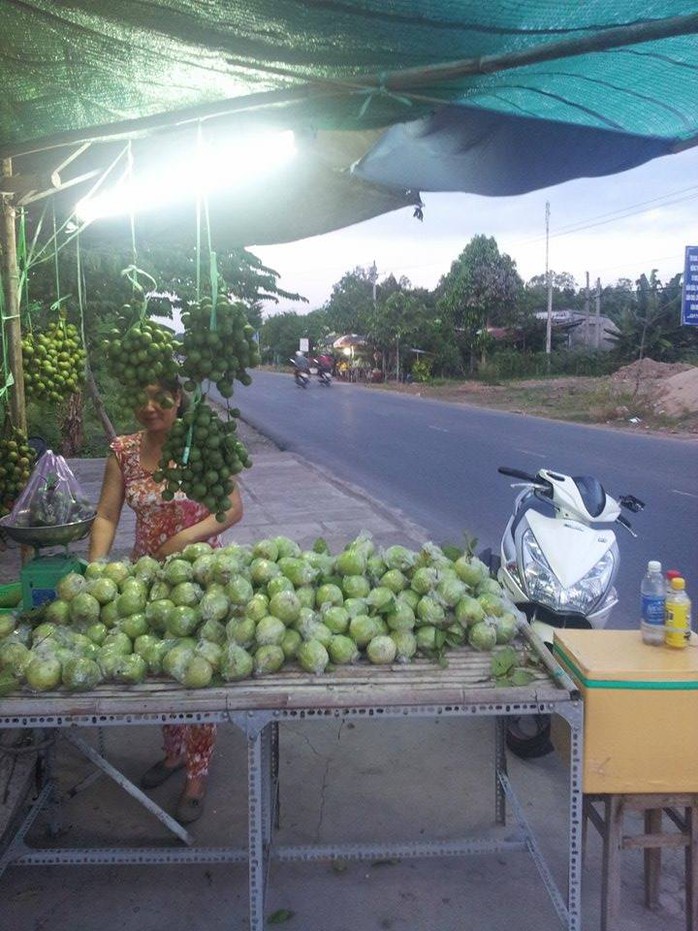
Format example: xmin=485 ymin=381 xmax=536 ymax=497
xmin=505 ymin=714 xmax=553 ymax=759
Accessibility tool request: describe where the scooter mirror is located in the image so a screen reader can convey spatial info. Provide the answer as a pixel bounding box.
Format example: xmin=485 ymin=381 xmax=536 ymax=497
xmin=618 ymin=494 xmax=645 ymax=513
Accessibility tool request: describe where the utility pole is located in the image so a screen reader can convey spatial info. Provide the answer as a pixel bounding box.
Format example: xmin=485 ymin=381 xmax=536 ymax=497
xmin=545 ymin=202 xmax=553 ymax=355
xmin=370 ymin=260 xmax=378 ymax=305
xmin=595 ymin=277 xmax=602 ymax=349
xmin=584 ymin=272 xmax=591 ymax=347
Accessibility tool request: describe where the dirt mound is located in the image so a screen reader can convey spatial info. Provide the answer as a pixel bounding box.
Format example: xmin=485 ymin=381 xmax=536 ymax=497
xmin=654 ymin=367 xmax=698 ymax=416
xmin=611 ymin=358 xmax=693 ymax=382
xmin=610 ymin=359 xmax=698 ymax=416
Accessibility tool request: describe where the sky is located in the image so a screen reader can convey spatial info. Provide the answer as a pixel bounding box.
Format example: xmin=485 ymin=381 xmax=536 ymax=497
xmin=252 ymin=144 xmax=698 ymax=316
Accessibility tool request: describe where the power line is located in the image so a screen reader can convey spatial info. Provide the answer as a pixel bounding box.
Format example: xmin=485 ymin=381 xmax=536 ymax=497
xmin=519 ymin=185 xmax=698 ymax=245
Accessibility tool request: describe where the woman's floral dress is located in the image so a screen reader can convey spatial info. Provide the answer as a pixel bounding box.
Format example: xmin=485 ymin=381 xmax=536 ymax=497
xmin=112 ymin=433 xmax=220 ymax=779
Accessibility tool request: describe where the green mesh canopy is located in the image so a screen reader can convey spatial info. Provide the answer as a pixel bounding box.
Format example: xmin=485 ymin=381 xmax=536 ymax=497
xmin=1 ymin=2 xmax=696 ymax=245
xmin=2 ymin=1 xmax=696 ymax=153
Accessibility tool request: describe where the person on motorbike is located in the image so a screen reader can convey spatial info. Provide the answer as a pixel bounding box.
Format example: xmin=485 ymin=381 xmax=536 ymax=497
xmin=313 ymin=353 xmax=334 ymax=385
xmin=315 ymin=353 xmax=334 ymax=375
xmin=293 ymin=351 xmax=310 ymax=386
xmin=294 ymin=351 xmax=310 ymax=372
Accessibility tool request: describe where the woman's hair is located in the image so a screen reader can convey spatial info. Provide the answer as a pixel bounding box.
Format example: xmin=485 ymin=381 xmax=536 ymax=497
xmin=157 ymin=374 xmax=188 ymax=417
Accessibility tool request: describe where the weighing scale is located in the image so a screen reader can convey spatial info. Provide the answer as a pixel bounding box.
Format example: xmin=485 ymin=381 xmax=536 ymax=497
xmin=0 ymin=514 xmax=94 ymax=610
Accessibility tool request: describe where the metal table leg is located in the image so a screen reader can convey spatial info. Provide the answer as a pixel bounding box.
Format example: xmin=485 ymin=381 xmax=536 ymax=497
xmin=62 ymin=732 xmax=193 ymax=845
xmin=247 ymin=725 xmax=267 ymax=931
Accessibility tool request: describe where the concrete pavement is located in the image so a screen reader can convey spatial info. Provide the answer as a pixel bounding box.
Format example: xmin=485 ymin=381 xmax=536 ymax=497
xmin=0 ymin=420 xmax=689 ymax=931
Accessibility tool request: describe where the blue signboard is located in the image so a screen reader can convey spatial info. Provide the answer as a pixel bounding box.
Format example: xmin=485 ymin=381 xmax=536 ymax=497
xmin=682 ymin=246 xmax=698 ymax=326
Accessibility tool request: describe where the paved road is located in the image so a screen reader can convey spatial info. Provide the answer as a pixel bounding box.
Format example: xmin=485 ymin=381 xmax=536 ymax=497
xmin=231 ymin=370 xmax=698 ymax=629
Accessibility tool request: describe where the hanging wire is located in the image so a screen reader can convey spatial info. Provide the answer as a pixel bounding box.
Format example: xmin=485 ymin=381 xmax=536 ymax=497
xmin=196 ymin=123 xmax=203 ymax=304
xmin=20 ymin=201 xmax=47 ymax=301
xmin=196 ymin=122 xmax=218 ymax=322
xmin=183 ymin=122 xmax=210 ymax=465
xmin=52 ymin=201 xmax=60 ymax=301
xmin=26 ymin=144 xmax=131 ymax=272
xmin=203 ymin=194 xmax=218 ymax=327
xmin=127 ymin=141 xmax=137 ymax=273
xmin=0 ymin=266 xmax=15 ymax=409
xmin=75 ymin=231 xmax=89 ymax=389
xmin=16 ymin=208 xmax=31 ymax=324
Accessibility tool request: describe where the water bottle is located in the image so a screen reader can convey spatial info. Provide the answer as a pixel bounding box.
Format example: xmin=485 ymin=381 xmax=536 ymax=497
xmin=640 ymin=560 xmax=665 ymax=645
xmin=665 ymin=577 xmax=692 ymax=649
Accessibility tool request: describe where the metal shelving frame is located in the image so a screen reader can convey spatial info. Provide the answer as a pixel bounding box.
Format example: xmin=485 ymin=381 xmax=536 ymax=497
xmin=0 ymin=627 xmax=583 ymax=931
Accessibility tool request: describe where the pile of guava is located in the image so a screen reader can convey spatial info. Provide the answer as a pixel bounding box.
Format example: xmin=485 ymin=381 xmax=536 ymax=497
xmin=0 ymin=534 xmax=526 ymax=694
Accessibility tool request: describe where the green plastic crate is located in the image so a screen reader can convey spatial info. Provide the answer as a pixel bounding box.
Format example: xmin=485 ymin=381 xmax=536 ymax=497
xmin=21 ymin=556 xmax=85 ymax=609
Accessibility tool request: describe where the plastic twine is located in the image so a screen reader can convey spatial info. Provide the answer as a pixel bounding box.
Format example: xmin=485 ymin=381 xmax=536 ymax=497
xmin=17 ymin=208 xmax=31 ymax=318
xmin=127 ymin=141 xmax=137 ymax=271
xmin=202 ymin=191 xmax=219 ymax=326
xmin=120 ymin=265 xmax=157 ymax=320
xmin=357 ymin=73 xmax=413 ymax=119
xmin=75 ymin=232 xmax=88 ymax=383
xmin=0 ymin=273 xmax=15 ymax=408
xmin=182 ymin=386 xmax=202 ymax=466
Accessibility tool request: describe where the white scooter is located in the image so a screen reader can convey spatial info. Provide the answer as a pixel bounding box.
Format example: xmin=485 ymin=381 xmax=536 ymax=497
xmin=492 ymin=466 xmax=644 ymax=757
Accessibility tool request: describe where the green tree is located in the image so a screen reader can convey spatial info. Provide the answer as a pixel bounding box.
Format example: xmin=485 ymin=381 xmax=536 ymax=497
xmin=323 ymin=265 xmax=377 ymax=335
xmin=260 ymin=307 xmax=331 ymax=365
xmin=598 ymin=278 xmax=635 ymax=323
xmin=522 ymin=271 xmax=582 ymax=316
xmin=606 ymin=271 xmax=695 ymax=365
xmin=437 ymin=235 xmax=522 ymax=372
xmin=367 ymin=287 xmax=427 ymax=380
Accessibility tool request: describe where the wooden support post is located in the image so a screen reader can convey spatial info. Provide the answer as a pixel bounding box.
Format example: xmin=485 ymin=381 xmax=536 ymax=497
xmin=1 ymin=157 xmax=26 ymax=433
xmin=585 ymin=793 xmax=698 ymax=931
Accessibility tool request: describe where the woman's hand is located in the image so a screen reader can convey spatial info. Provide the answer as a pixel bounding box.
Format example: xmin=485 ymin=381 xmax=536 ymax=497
xmin=88 ymin=453 xmax=125 ymax=562
xmin=153 ymin=486 xmax=244 ymax=560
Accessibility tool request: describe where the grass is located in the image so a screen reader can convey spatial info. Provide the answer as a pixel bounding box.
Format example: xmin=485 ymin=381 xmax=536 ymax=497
xmin=370 ymin=374 xmax=697 ymax=435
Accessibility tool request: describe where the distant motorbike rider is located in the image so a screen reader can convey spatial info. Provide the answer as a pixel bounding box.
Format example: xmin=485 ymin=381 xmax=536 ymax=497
xmin=292 ymin=351 xmax=310 ymax=387
xmin=294 ymin=351 xmax=310 ymax=373
xmin=315 ymin=353 xmax=334 ymax=375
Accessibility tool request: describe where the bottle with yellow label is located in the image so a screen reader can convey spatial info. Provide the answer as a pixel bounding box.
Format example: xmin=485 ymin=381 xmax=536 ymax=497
xmin=665 ymin=577 xmax=692 ymax=648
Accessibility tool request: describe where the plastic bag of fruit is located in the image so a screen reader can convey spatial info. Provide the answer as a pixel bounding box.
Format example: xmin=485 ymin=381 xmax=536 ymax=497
xmin=4 ymin=449 xmax=94 ymax=527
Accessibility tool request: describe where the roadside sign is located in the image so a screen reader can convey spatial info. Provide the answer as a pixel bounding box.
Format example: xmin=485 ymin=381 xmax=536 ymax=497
xmin=681 ymin=246 xmax=698 ymax=326
xmin=299 ymin=338 xmax=309 ymax=352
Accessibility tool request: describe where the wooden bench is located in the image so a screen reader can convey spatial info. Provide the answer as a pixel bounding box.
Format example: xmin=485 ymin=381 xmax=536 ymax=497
xmin=583 ymin=793 xmax=698 ymax=931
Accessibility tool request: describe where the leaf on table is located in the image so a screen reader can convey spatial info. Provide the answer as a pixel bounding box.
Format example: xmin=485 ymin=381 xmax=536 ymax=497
xmin=494 ymin=675 xmax=512 ymax=687
xmin=490 ymin=646 xmax=518 ymax=678
xmin=0 ymin=671 xmax=19 ymax=697
xmin=510 ymin=667 xmax=536 ymax=686
xmin=268 ymin=908 xmax=295 ymax=924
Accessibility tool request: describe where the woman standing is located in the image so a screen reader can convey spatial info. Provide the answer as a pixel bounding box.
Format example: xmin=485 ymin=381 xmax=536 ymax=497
xmin=88 ymin=378 xmax=243 ymax=823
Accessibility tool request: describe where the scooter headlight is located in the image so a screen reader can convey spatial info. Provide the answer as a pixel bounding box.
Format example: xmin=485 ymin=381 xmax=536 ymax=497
xmin=520 ymin=530 xmax=616 ymax=615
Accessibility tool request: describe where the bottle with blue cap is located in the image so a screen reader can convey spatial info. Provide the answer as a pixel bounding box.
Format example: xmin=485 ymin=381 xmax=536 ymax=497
xmin=640 ymin=560 xmax=665 ymax=646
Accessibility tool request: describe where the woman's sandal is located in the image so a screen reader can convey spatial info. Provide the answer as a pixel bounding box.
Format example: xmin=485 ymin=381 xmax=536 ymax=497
xmin=175 ymin=792 xmax=206 ymax=824
xmin=140 ymin=758 xmax=185 ymax=789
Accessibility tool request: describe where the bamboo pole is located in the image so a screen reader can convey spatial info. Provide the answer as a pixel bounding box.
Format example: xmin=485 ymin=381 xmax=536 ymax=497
xmin=1 ymin=158 xmax=26 ymax=433
xmin=2 ymin=12 xmax=697 ymax=161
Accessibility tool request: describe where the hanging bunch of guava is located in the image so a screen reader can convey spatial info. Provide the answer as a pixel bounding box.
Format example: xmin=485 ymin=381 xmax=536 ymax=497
xmin=22 ymin=312 xmax=86 ymax=402
xmin=103 ymin=302 xmax=179 ymax=404
xmin=179 ymin=295 xmax=261 ymax=398
xmin=154 ymin=398 xmax=251 ymax=521
xmin=0 ymin=416 xmax=35 ymax=517
xmin=103 ymin=269 xmax=180 ymax=406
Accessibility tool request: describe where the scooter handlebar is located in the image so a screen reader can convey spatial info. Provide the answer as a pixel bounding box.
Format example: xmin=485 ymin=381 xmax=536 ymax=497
xmin=498 ymin=466 xmax=537 ymax=482
xmin=616 ymin=513 xmax=637 ymax=537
